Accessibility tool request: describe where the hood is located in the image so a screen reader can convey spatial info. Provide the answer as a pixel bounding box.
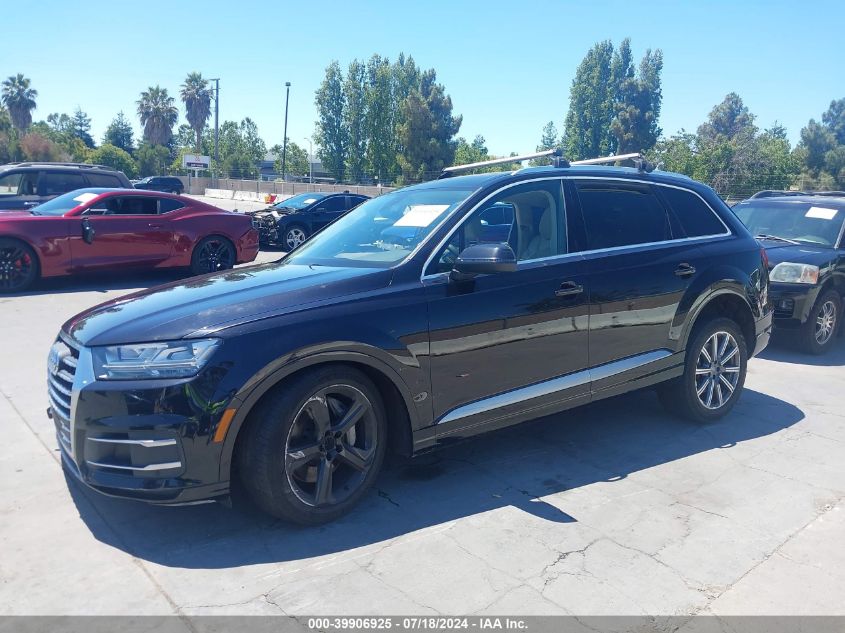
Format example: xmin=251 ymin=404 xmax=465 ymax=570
xmin=759 ymin=240 xmax=838 ymax=269
xmin=63 ymin=261 xmax=392 ymax=346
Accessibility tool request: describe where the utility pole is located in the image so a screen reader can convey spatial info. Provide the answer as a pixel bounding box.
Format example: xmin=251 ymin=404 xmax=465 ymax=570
xmin=209 ymin=78 xmax=220 ymax=184
xmin=281 ymin=82 xmax=291 ymax=181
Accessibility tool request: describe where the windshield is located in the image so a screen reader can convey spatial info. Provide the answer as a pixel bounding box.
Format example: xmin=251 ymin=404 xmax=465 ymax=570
xmin=31 ymin=189 xmax=106 ymax=216
xmin=286 ymin=186 xmax=475 ymax=268
xmin=274 ymin=192 xmax=328 ymax=210
xmin=733 ymin=201 xmax=845 ymax=247
xmin=136 ymin=177 xmax=151 ymax=184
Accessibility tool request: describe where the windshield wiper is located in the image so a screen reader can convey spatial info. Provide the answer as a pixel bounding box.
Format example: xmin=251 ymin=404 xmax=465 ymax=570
xmin=755 ymin=234 xmax=799 ymax=245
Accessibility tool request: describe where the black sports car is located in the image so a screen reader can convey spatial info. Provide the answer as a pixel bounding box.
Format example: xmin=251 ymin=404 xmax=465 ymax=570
xmin=734 ymin=195 xmax=845 ymax=354
xmin=247 ymin=192 xmax=369 ymax=249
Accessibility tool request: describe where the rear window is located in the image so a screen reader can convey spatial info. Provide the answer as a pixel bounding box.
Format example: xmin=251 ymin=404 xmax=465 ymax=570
xmin=40 ymin=172 xmax=87 ymax=196
xmin=659 ymin=186 xmax=726 ymax=237
xmin=87 ymin=173 xmax=123 ymax=188
xmin=576 ymin=182 xmax=672 ymax=250
xmin=158 ymin=198 xmax=185 ymax=213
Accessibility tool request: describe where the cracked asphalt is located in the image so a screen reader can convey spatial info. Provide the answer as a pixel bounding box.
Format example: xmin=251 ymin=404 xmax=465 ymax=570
xmin=2 ymin=253 xmax=844 ymax=618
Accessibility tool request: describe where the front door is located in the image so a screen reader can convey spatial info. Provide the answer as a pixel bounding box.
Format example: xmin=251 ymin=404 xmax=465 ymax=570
xmin=311 ymin=196 xmax=348 ymax=231
xmin=71 ymin=195 xmax=174 ymax=270
xmin=424 ymin=179 xmax=590 ymax=440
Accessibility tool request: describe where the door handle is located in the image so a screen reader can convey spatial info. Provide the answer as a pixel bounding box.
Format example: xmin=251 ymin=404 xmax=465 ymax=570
xmin=555 ymin=281 xmax=584 ymax=297
xmin=23 ymin=201 xmax=38 ymax=207
xmin=148 ymin=223 xmax=162 ymax=228
xmin=674 ymin=263 xmax=696 ymax=278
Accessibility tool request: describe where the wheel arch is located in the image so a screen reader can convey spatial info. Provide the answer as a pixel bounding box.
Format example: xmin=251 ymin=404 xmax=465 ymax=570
xmin=682 ymin=289 xmax=757 ymax=355
xmin=0 ymin=234 xmax=43 ymax=276
xmin=218 ymin=351 xmax=418 ymax=482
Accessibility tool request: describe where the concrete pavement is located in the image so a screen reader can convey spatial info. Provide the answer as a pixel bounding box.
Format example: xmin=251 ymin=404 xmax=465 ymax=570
xmin=1 ymin=255 xmax=844 ymax=617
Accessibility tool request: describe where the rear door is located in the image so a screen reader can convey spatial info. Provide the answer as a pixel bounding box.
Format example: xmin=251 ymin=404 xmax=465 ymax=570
xmin=70 ymin=195 xmax=174 ymax=270
xmin=311 ymin=196 xmax=347 ymax=230
xmin=571 ymin=179 xmax=704 ymax=392
xmin=37 ymin=171 xmax=88 ymax=205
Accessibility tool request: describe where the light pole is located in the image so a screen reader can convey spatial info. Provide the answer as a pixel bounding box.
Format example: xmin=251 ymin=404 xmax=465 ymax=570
xmin=304 ymin=136 xmax=313 ymax=184
xmin=281 ymin=81 xmax=291 ymax=181
xmin=209 ymin=78 xmax=220 ymax=183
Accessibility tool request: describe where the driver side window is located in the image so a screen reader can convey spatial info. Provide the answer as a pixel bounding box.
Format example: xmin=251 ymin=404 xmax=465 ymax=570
xmin=428 ymin=180 xmax=566 ymax=274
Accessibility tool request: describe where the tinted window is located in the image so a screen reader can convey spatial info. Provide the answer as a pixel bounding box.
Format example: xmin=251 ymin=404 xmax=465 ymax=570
xmin=659 ymin=186 xmax=725 ymax=237
xmin=105 ymin=196 xmax=159 ymax=215
xmin=40 ymin=172 xmax=87 ymax=196
xmin=0 ymin=171 xmax=37 ymax=196
xmin=430 ymin=180 xmax=565 ymax=274
xmin=350 ymin=196 xmax=368 ymax=207
xmin=319 ymin=196 xmax=347 ymax=212
xmin=576 ymin=182 xmax=671 ymax=250
xmin=87 ymin=173 xmax=123 ymax=188
xmin=158 ymin=198 xmax=185 ymax=213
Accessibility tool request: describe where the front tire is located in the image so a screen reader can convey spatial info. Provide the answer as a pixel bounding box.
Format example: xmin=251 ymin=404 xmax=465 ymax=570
xmin=237 ymin=366 xmax=387 ymax=524
xmin=190 ymin=236 xmax=236 ymax=275
xmin=659 ymin=317 xmax=747 ymax=423
xmin=0 ymin=238 xmax=39 ymax=293
xmin=799 ymin=290 xmax=841 ymax=355
xmin=283 ymin=225 xmax=308 ymax=251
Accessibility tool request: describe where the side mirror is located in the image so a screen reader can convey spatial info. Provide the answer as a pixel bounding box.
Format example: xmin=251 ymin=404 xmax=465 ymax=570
xmin=82 ymin=218 xmax=96 ymax=244
xmin=450 ymin=243 xmax=517 ymax=281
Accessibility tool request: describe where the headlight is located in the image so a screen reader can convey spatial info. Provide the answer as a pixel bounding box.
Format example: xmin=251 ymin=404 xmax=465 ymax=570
xmin=92 ymin=339 xmax=221 ymax=380
xmin=770 ymin=262 xmax=819 ymax=284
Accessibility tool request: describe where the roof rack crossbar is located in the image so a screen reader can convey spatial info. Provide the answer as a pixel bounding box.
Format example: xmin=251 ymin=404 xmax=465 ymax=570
xmin=6 ymin=161 xmax=111 ymax=170
xmin=440 ymin=150 xmax=655 ymax=178
xmin=439 ymin=149 xmax=563 ymax=178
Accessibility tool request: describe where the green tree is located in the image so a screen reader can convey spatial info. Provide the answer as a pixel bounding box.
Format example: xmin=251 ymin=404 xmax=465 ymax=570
xmin=271 ymin=140 xmax=308 ymax=179
xmin=71 ymin=107 xmax=94 ymax=148
xmin=137 ymin=85 xmax=178 ymax=146
xmin=396 ymin=69 xmax=462 ymax=183
xmin=314 ymin=61 xmax=348 ymax=181
xmin=562 ymin=40 xmax=614 ymax=160
xmin=798 ymin=119 xmax=835 ymax=175
xmin=532 ymin=121 xmax=560 ymax=165
xmin=88 ymin=144 xmax=138 ymax=178
xmin=697 ymin=92 xmax=757 ymax=142
xmin=1 ymin=73 xmax=37 ymax=133
xmin=136 ymin=143 xmax=171 ymax=176
xmin=180 ymin=72 xmax=211 ymax=153
xmin=344 ymin=59 xmax=368 ymax=183
xmin=364 ymin=55 xmax=396 ymax=182
xmin=103 ymin=111 xmax=135 ymax=154
xmin=611 ymin=49 xmax=663 ymax=153
xmin=454 ymin=135 xmax=489 ymax=166
xmin=0 ymin=106 xmax=15 ymax=162
xmin=821 ymin=98 xmax=845 ymax=145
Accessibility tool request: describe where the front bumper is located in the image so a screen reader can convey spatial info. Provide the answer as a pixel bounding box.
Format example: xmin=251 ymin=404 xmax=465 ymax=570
xmin=752 ymin=307 xmax=773 ymax=357
xmin=249 ymin=212 xmax=278 ymax=243
xmin=48 ymin=334 xmax=234 ymax=505
xmin=768 ymin=282 xmax=821 ymax=329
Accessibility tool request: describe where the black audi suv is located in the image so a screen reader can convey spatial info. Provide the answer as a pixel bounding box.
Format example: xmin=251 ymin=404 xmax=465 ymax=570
xmin=733 ymin=195 xmax=845 ymax=353
xmin=48 ymin=162 xmax=772 ymax=523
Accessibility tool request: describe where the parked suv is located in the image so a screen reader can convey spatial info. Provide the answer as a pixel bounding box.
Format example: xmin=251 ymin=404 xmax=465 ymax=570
xmin=133 ymin=176 xmax=184 ymax=195
xmin=49 ymin=159 xmax=772 ymax=524
xmin=246 ymin=191 xmax=369 ymax=248
xmin=0 ymin=162 xmax=132 ymax=211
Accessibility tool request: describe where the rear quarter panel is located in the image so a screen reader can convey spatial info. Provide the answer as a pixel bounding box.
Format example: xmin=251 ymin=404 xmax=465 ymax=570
xmin=169 ymin=203 xmax=259 ymax=266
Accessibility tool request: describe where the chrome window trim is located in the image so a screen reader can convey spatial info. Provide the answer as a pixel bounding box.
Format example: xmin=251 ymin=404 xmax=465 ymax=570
xmin=87 ymin=437 xmax=177 ymax=448
xmin=437 ymin=349 xmax=672 ymax=427
xmin=420 ymin=175 xmax=734 ymax=281
xmin=835 ymin=214 xmax=845 ymax=249
xmin=420 ymin=176 xmax=569 ymax=280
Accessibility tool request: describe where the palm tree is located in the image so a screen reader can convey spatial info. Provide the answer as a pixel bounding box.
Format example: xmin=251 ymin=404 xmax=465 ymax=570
xmin=180 ymin=72 xmax=211 ymax=154
xmin=1 ymin=74 xmax=38 ymax=132
xmin=137 ymin=85 xmax=178 ymax=146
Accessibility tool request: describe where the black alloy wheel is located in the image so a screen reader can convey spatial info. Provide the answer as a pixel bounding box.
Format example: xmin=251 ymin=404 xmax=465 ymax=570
xmin=191 ymin=236 xmax=235 ymax=275
xmin=0 ymin=238 xmax=38 ymax=293
xmin=237 ymin=366 xmax=387 ymax=524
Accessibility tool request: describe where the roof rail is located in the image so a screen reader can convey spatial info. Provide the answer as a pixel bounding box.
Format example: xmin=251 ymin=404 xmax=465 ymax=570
xmin=439 ymin=150 xmax=655 ymax=179
xmin=4 ymin=161 xmax=111 ymax=170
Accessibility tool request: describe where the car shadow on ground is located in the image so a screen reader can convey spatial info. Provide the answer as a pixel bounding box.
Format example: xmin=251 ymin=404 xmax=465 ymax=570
xmin=67 ymin=386 xmax=803 ymax=569
xmin=5 ymin=270 xmax=189 ymax=296
xmin=758 ymin=333 xmax=845 ymax=367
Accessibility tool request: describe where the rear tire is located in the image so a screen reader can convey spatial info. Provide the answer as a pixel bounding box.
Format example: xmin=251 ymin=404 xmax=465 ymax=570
xmin=237 ymin=366 xmax=387 ymax=524
xmin=658 ymin=317 xmax=747 ymax=423
xmin=283 ymin=225 xmax=308 ymax=251
xmin=0 ymin=238 xmax=39 ymax=293
xmin=190 ymin=236 xmax=236 ymax=276
xmin=799 ymin=290 xmax=841 ymax=355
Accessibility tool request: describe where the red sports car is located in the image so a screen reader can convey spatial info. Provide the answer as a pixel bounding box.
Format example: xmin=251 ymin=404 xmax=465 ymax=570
xmin=0 ymin=188 xmax=259 ymax=292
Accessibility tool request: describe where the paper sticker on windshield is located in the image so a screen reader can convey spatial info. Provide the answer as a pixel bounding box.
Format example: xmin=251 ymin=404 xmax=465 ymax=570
xmin=394 ymin=204 xmax=450 ymax=227
xmin=805 ymin=206 xmax=839 ymax=220
xmin=73 ymin=192 xmax=100 ymax=204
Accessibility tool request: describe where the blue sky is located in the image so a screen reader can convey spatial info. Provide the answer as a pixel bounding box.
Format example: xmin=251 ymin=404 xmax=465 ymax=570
xmin=3 ymin=0 xmax=843 ymax=155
